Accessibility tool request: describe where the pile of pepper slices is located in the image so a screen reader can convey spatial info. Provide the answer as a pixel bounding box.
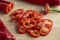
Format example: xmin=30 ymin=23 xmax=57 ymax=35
xmin=1 ymin=0 xmax=58 ymax=38
xmin=0 ymin=0 xmax=59 ymax=38
xmin=10 ymin=9 xmax=53 ymax=38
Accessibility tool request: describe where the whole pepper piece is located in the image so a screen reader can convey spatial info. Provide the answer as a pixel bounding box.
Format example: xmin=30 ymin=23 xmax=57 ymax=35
xmin=0 ymin=1 xmax=14 ymax=13
xmin=24 ymin=0 xmax=60 ymax=6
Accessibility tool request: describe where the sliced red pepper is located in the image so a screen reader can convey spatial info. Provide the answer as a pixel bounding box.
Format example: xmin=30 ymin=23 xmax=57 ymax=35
xmin=24 ymin=10 xmax=43 ymax=21
xmin=0 ymin=1 xmax=14 ymax=13
xmin=11 ymin=9 xmax=24 ymax=21
xmin=33 ymin=13 xmax=43 ymax=21
xmin=23 ymin=18 xmax=36 ymax=29
xmin=39 ymin=19 xmax=53 ymax=36
xmin=27 ymin=29 xmax=40 ymax=38
xmin=23 ymin=10 xmax=37 ymax=18
xmin=35 ymin=18 xmax=46 ymax=31
xmin=48 ymin=0 xmax=60 ymax=6
xmin=17 ymin=21 xmax=26 ymax=34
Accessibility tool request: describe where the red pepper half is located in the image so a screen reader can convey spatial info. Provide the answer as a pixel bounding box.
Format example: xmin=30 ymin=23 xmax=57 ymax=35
xmin=10 ymin=9 xmax=53 ymax=38
xmin=48 ymin=0 xmax=60 ymax=6
xmin=24 ymin=0 xmax=60 ymax=6
xmin=24 ymin=10 xmax=43 ymax=21
xmin=23 ymin=10 xmax=38 ymax=18
xmin=0 ymin=32 xmax=7 ymax=40
xmin=0 ymin=1 xmax=14 ymax=13
xmin=24 ymin=0 xmax=47 ymax=5
xmin=33 ymin=13 xmax=43 ymax=21
xmin=0 ymin=0 xmax=8 ymax=1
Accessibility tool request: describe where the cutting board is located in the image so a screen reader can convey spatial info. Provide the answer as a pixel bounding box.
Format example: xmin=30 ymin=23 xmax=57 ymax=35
xmin=0 ymin=0 xmax=60 ymax=40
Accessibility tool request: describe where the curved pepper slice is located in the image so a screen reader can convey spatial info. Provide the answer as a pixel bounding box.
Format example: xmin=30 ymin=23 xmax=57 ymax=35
xmin=0 ymin=32 xmax=7 ymax=40
xmin=24 ymin=0 xmax=60 ymax=6
xmin=27 ymin=29 xmax=40 ymax=38
xmin=23 ymin=10 xmax=38 ymax=18
xmin=0 ymin=0 xmax=8 ymax=1
xmin=0 ymin=1 xmax=14 ymax=13
xmin=39 ymin=19 xmax=53 ymax=36
xmin=23 ymin=18 xmax=36 ymax=29
xmin=17 ymin=21 xmax=26 ymax=34
xmin=11 ymin=9 xmax=24 ymax=21
xmin=24 ymin=10 xmax=43 ymax=21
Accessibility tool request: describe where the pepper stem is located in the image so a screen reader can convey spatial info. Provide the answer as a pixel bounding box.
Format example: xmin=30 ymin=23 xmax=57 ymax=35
xmin=50 ymin=8 xmax=60 ymax=13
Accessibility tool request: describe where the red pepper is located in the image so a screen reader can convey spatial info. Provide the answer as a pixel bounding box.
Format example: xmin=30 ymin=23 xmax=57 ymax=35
xmin=24 ymin=0 xmax=60 ymax=6
xmin=11 ymin=9 xmax=24 ymax=21
xmin=33 ymin=13 xmax=43 ymax=21
xmin=48 ymin=0 xmax=60 ymax=6
xmin=39 ymin=19 xmax=53 ymax=36
xmin=17 ymin=21 xmax=26 ymax=34
xmin=0 ymin=1 xmax=14 ymax=13
xmin=23 ymin=18 xmax=36 ymax=29
xmin=27 ymin=29 xmax=40 ymax=38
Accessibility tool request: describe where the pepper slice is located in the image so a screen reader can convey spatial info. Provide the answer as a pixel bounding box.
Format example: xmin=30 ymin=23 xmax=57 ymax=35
xmin=17 ymin=21 xmax=26 ymax=34
xmin=39 ymin=19 xmax=53 ymax=36
xmin=24 ymin=10 xmax=43 ymax=21
xmin=11 ymin=9 xmax=24 ymax=21
xmin=23 ymin=18 xmax=36 ymax=29
xmin=32 ymin=13 xmax=43 ymax=21
xmin=27 ymin=29 xmax=40 ymax=38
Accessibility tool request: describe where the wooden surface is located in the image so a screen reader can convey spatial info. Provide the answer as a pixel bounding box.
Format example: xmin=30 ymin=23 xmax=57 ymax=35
xmin=0 ymin=0 xmax=60 ymax=40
